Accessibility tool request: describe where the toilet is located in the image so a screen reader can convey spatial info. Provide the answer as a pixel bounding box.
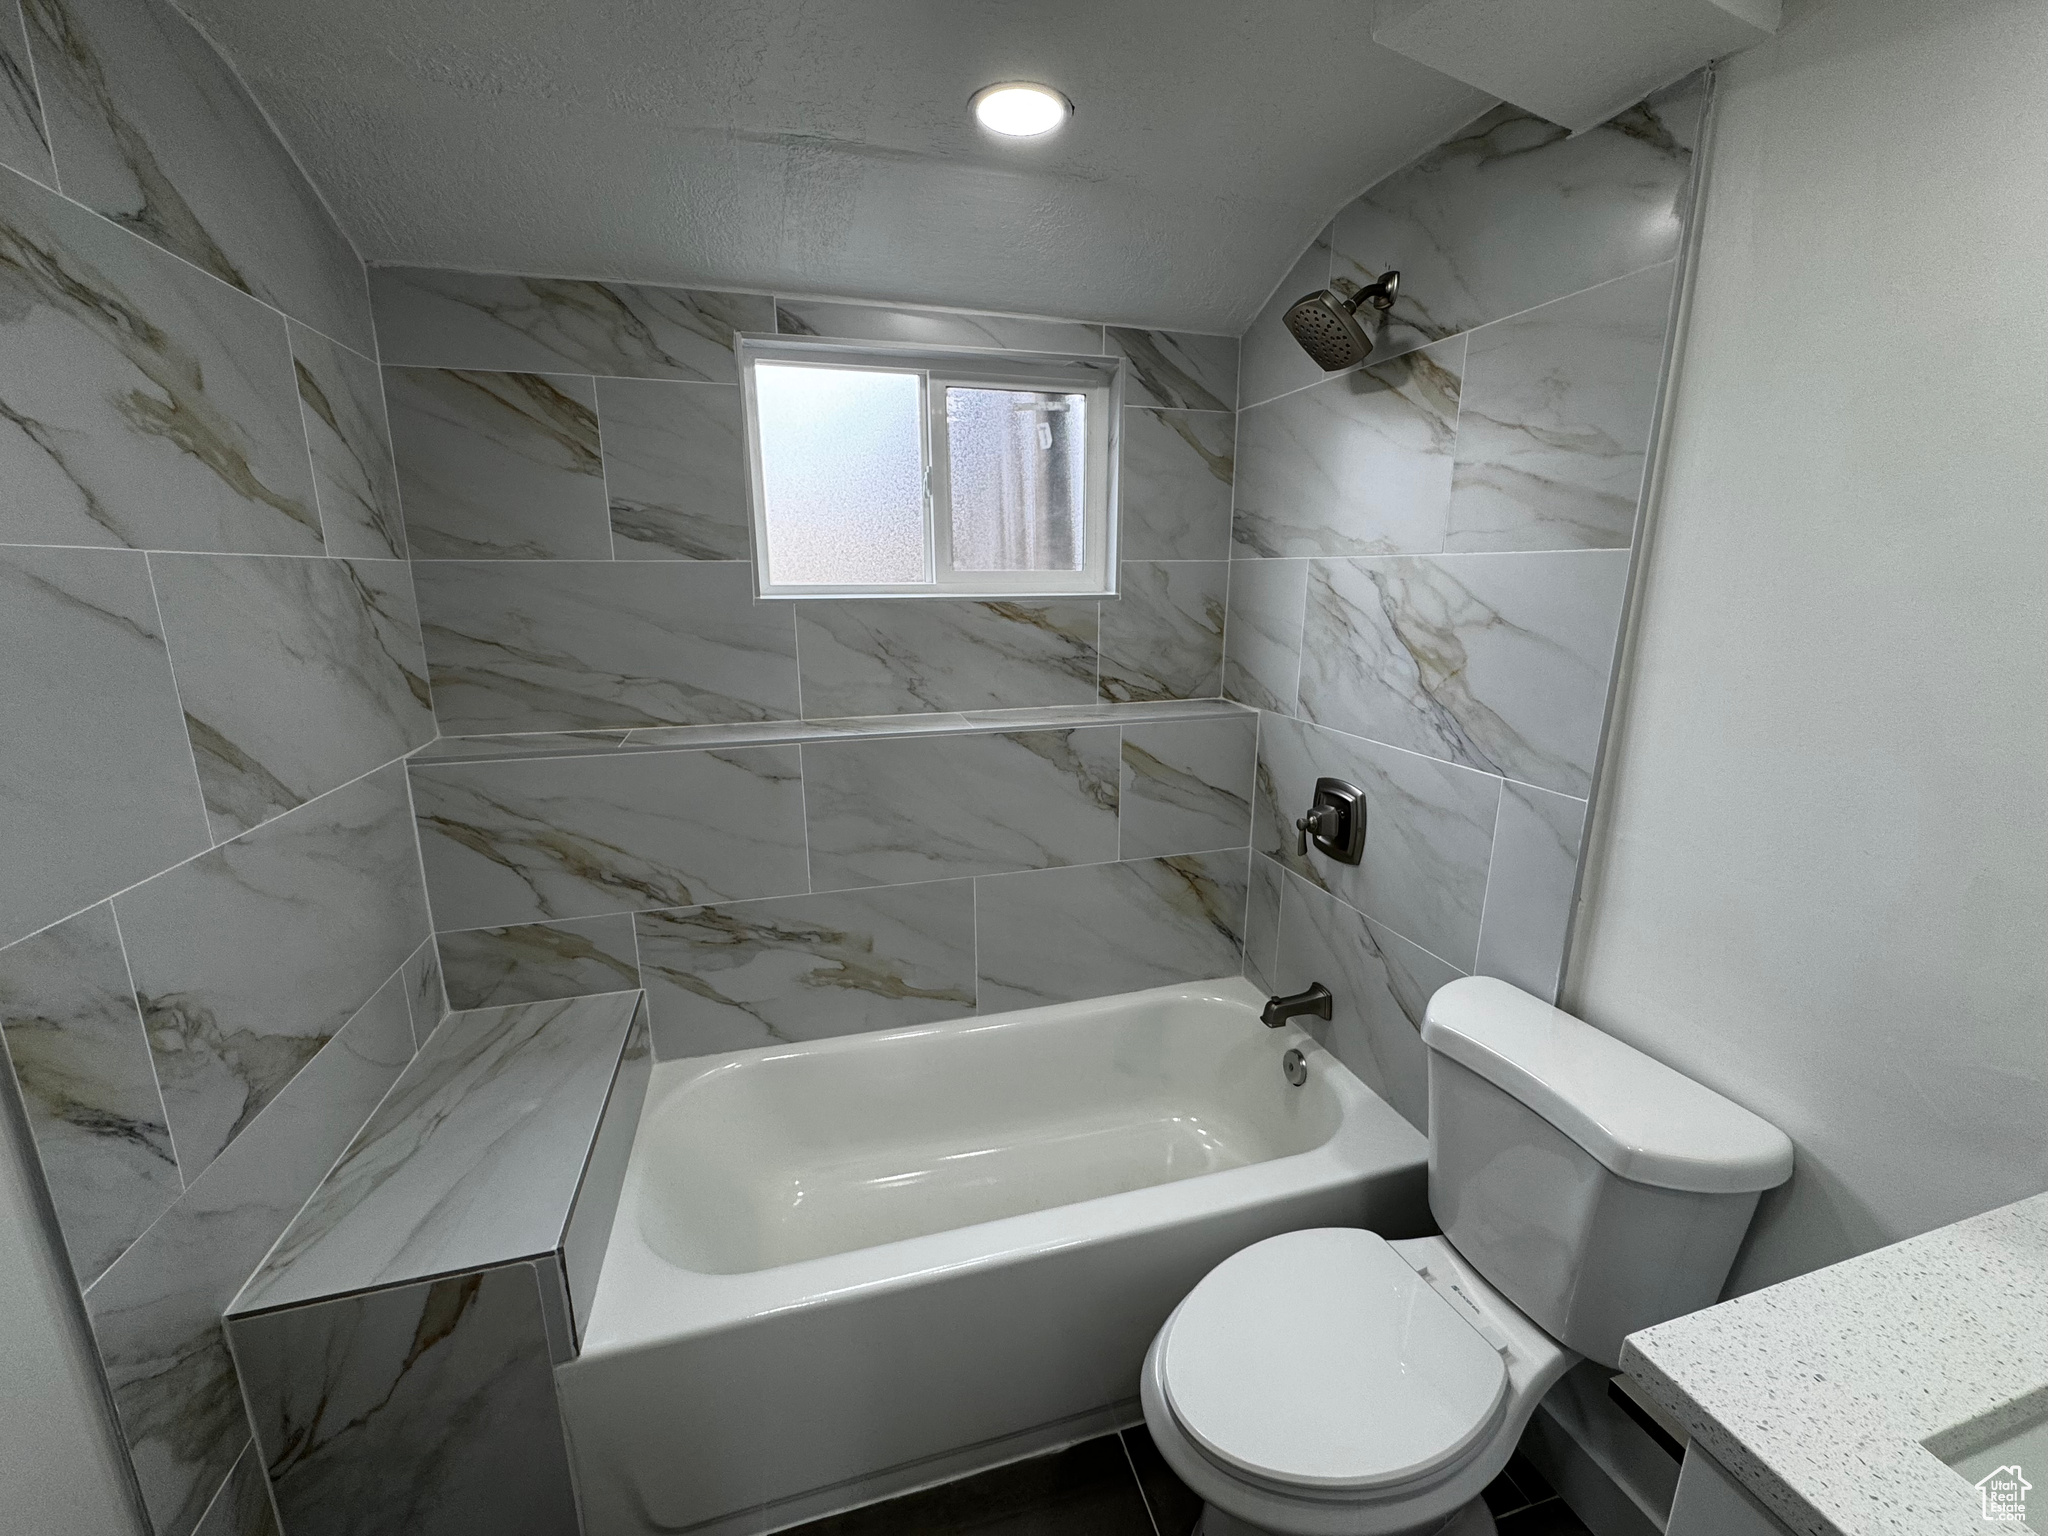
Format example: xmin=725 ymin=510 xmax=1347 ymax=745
xmin=1140 ymin=976 xmax=1794 ymax=1536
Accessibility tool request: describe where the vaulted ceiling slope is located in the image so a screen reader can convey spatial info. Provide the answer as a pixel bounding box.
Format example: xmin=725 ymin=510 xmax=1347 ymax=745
xmin=178 ymin=0 xmax=1493 ymax=333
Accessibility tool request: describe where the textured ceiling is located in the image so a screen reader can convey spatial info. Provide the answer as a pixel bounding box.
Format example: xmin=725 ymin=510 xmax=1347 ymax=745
xmin=178 ymin=0 xmax=1494 ymax=332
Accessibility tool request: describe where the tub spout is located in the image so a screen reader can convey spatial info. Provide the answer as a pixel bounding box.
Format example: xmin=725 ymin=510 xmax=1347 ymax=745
xmin=1261 ymin=983 xmax=1332 ymax=1029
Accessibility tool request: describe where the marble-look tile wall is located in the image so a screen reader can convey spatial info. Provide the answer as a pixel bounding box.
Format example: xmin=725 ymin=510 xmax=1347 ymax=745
xmin=372 ymin=268 xmax=1239 ymax=736
xmin=0 ymin=3 xmax=438 ymax=1534
xmin=1225 ymin=75 xmax=1709 ymax=1128
xmin=414 ymin=705 xmax=1257 ymax=1058
xmin=375 ymin=271 xmax=1248 ymax=1061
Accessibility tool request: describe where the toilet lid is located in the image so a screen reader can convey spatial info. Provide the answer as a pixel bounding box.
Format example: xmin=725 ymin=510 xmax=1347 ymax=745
xmin=1160 ymin=1228 xmax=1508 ymax=1492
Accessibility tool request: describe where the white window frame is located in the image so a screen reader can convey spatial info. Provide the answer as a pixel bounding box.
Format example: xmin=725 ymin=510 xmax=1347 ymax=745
xmin=737 ymin=335 xmax=1123 ymax=599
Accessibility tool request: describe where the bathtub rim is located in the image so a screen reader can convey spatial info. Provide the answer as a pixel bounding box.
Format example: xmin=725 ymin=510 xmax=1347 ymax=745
xmin=574 ymin=974 xmax=1429 ymax=1361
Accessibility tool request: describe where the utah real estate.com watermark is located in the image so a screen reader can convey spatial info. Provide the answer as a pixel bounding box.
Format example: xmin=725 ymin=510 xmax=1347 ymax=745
xmin=1976 ymin=1465 xmax=2030 ymax=1524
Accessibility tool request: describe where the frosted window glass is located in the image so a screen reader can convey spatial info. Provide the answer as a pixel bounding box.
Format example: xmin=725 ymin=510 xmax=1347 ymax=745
xmin=945 ymin=388 xmax=1088 ymax=572
xmin=756 ymin=363 xmax=927 ymax=585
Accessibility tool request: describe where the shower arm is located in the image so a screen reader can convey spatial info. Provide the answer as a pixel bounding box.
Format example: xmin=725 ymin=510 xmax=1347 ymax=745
xmin=1339 ymin=269 xmax=1401 ymax=316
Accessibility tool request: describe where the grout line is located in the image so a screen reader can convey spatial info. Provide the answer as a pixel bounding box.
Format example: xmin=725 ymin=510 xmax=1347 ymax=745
xmin=790 ymin=604 xmax=806 ymax=720
xmin=1272 ymin=863 xmax=1296 ymax=986
xmin=1463 ymin=257 xmax=1687 ymax=350
xmin=1291 ymin=546 xmax=1635 ymax=563
xmin=1234 ymin=842 xmax=1254 ymax=975
xmin=633 ymin=869 xmax=970 ymax=924
xmin=1217 ymin=551 xmax=1235 ymax=698
xmin=141 ymin=551 xmax=219 ymax=848
xmin=1288 ymin=564 xmax=1310 ymax=719
xmin=794 ymin=743 xmax=815 ymax=895
xmin=1121 ymin=402 xmax=1233 ymax=420
xmin=0 ymin=544 xmax=414 ymax=564
xmin=399 ymin=934 xmax=429 ymax=1052
xmin=375 ymin=355 xmax=420 ymax=571
xmin=402 ymin=555 xmax=751 ymax=566
xmin=286 ymin=319 xmax=334 ymax=555
xmin=1236 ymin=255 xmax=1679 ymax=418
xmin=0 ymin=538 xmax=388 ymax=558
xmin=398 ymin=759 xmax=442 ymax=943
xmin=589 ymin=375 xmax=620 ymax=561
xmin=376 ymin=357 xmax=746 ymax=389
xmin=2 ymin=750 xmax=424 ymax=961
xmin=181 ymin=1435 xmax=252 ymax=1536
xmin=0 ymin=156 xmax=364 ymax=363
xmin=1276 ymin=858 xmax=1469 ymax=978
xmin=273 ymin=310 xmax=380 ymax=372
xmin=1232 ymin=310 xmax=1248 ymax=424
xmin=12 ymin=0 xmax=59 ymax=198
xmin=1439 ymin=332 xmax=1469 ymax=556
xmin=84 ymin=950 xmax=415 ymax=1304
xmin=969 ymin=875 xmax=981 ymax=1011
xmin=1091 ymin=590 xmax=1104 ymax=700
xmin=222 ymin=964 xmax=427 ymax=1319
xmin=1114 ymin=727 xmax=1125 ymax=864
xmin=1276 ymin=703 xmax=1520 ymax=789
xmin=1115 ymin=1428 xmax=1168 ymax=1536
xmin=104 ymin=902 xmax=189 ymax=1192
xmin=1237 ymin=360 xmax=1359 ymax=414
xmin=1469 ymin=779 xmax=1509 ymax=976
xmin=1244 ymin=716 xmax=1266 ymax=987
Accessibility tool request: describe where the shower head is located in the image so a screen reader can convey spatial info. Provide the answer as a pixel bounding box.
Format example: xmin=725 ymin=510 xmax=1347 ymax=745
xmin=1282 ymin=271 xmax=1400 ymax=371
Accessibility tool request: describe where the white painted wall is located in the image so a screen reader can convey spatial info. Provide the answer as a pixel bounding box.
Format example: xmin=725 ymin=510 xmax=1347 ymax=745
xmin=1568 ymin=0 xmax=2048 ymax=1292
xmin=0 ymin=1086 xmax=146 ymax=1535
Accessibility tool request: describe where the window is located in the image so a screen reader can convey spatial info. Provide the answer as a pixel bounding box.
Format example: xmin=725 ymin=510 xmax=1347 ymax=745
xmin=738 ymin=337 xmax=1122 ymax=598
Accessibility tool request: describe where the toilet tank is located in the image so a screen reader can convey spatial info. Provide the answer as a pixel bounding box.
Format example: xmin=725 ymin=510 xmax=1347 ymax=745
xmin=1420 ymin=978 xmax=1793 ymax=1366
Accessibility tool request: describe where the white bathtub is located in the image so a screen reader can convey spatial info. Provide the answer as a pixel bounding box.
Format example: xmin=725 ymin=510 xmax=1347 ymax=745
xmin=557 ymin=976 xmax=1430 ymax=1536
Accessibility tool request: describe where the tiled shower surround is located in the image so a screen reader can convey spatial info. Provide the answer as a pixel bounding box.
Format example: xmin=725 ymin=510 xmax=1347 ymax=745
xmin=0 ymin=0 xmax=1706 ymax=1526
xmin=1230 ymin=76 xmax=1706 ymax=1129
xmin=392 ymin=76 xmax=1709 ymax=1125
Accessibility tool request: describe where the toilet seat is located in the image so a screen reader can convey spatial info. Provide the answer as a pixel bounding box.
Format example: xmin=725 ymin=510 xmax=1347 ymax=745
xmin=1158 ymin=1228 xmax=1509 ymax=1496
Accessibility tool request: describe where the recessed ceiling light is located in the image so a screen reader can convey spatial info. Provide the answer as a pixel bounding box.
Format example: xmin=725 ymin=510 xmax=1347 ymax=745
xmin=970 ymin=82 xmax=1072 ymax=138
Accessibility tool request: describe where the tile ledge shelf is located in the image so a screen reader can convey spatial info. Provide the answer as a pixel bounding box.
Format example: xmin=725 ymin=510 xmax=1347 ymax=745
xmin=226 ymin=991 xmax=650 ymax=1344
xmin=408 ymin=699 xmax=1254 ymax=765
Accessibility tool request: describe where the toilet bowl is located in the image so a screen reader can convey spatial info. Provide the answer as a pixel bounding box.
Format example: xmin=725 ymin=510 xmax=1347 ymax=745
xmin=1140 ymin=1228 xmax=1572 ymax=1536
xmin=1138 ymin=977 xmax=1795 ymax=1536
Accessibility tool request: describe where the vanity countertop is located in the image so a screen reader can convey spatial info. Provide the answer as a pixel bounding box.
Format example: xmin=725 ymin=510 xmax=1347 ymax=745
xmin=1622 ymin=1192 xmax=2048 ymax=1536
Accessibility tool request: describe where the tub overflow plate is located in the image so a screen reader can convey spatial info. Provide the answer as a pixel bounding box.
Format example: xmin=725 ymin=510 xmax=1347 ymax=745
xmin=1282 ymin=1048 xmax=1308 ymax=1087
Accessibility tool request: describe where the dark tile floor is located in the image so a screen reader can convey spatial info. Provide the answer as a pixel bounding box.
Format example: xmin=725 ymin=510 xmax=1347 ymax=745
xmin=780 ymin=1428 xmax=1592 ymax=1536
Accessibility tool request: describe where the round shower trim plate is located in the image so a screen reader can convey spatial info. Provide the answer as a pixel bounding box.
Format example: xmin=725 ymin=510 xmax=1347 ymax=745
xmin=970 ymin=82 xmax=1073 ymax=137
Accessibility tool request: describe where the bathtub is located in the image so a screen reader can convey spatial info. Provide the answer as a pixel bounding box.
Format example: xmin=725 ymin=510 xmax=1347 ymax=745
xmin=556 ymin=975 xmax=1430 ymax=1536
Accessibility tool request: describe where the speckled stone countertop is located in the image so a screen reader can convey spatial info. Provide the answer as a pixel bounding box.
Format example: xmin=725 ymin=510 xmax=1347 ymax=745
xmin=1621 ymin=1193 xmax=2048 ymax=1536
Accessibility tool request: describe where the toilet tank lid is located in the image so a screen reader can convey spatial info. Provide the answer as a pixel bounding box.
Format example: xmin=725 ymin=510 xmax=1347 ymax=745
xmin=1421 ymin=978 xmax=1794 ymax=1194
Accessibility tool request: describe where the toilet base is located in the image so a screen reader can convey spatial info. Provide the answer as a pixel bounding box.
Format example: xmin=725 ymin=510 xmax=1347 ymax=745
xmin=1195 ymin=1495 xmax=1496 ymax=1536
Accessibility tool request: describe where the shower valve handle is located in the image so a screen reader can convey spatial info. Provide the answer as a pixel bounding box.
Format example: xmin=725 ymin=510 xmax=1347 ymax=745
xmin=1295 ymin=778 xmax=1367 ymax=864
xmin=1295 ymin=806 xmax=1338 ymax=856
